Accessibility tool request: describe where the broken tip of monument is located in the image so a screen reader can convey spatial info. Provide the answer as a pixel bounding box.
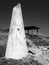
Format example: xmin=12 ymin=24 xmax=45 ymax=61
xmin=13 ymin=3 xmax=21 ymax=11
xmin=5 ymin=3 xmax=28 ymax=60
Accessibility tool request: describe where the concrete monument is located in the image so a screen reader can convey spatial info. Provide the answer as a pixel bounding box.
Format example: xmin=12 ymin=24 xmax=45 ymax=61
xmin=5 ymin=3 xmax=28 ymax=59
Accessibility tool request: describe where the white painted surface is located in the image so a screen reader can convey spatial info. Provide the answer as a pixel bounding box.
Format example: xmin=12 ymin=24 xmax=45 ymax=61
xmin=5 ymin=3 xmax=28 ymax=59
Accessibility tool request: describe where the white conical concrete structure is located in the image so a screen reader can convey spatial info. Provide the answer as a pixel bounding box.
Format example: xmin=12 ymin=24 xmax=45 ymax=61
xmin=5 ymin=3 xmax=28 ymax=59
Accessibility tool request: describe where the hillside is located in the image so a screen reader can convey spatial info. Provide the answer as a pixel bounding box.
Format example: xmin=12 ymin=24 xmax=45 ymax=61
xmin=0 ymin=30 xmax=49 ymax=65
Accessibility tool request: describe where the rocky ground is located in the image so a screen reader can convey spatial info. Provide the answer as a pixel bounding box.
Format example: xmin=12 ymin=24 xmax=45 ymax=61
xmin=0 ymin=55 xmax=42 ymax=65
xmin=0 ymin=32 xmax=49 ymax=65
xmin=27 ymin=34 xmax=49 ymax=65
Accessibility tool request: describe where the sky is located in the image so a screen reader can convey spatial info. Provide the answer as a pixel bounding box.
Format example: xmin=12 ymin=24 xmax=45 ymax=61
xmin=0 ymin=0 xmax=49 ymax=35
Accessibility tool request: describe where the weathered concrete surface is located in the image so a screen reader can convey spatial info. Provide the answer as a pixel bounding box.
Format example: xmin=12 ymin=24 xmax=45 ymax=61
xmin=5 ymin=3 xmax=28 ymax=59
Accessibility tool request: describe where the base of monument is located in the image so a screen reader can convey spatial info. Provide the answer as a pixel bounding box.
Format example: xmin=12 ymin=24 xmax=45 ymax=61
xmin=0 ymin=54 xmax=42 ymax=65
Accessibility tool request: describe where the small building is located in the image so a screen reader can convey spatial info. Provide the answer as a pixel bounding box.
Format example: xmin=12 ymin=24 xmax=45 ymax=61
xmin=24 ymin=26 xmax=40 ymax=35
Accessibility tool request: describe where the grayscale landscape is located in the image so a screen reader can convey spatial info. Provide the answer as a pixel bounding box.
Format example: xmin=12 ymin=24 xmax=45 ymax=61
xmin=0 ymin=30 xmax=49 ymax=65
xmin=0 ymin=1 xmax=49 ymax=65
